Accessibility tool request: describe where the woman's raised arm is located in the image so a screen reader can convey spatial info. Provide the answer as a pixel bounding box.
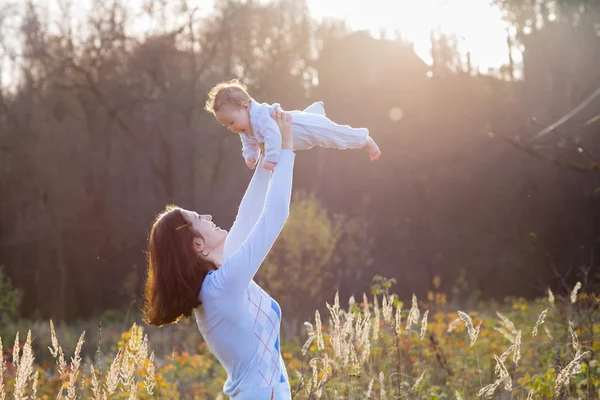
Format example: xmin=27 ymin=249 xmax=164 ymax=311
xmin=212 ymin=111 xmax=294 ymax=292
xmin=223 ymin=155 xmax=271 ymax=259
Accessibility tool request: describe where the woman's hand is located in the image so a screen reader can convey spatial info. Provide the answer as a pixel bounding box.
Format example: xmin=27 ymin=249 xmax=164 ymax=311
xmin=271 ymin=108 xmax=293 ymax=150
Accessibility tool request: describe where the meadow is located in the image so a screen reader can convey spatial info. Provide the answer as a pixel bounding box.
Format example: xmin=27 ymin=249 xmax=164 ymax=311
xmin=1 ymin=277 xmax=598 ymax=399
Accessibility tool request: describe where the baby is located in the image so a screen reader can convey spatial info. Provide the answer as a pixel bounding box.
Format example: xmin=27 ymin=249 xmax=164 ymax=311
xmin=205 ymin=79 xmax=381 ymax=170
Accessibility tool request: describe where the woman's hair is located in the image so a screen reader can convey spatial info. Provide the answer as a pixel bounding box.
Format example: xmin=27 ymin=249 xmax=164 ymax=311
xmin=142 ymin=205 xmax=217 ymax=327
xmin=205 ymin=78 xmax=251 ymax=114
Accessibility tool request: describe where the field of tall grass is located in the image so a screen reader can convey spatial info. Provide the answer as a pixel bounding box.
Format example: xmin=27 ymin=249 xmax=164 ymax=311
xmin=1 ymin=277 xmax=598 ymax=399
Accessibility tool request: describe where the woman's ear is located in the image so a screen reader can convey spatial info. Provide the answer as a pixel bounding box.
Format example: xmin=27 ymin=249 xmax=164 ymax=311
xmin=241 ymin=100 xmax=250 ymax=111
xmin=192 ymin=237 xmax=204 ymax=254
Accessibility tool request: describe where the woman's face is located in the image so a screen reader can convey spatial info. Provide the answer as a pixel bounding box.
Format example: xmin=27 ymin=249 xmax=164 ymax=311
xmin=180 ymin=210 xmax=227 ymax=251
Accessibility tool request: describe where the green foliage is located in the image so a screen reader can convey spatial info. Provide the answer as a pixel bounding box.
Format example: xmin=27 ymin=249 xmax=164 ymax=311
xmin=370 ymin=274 xmax=397 ymax=296
xmin=0 ymin=265 xmax=22 ymax=326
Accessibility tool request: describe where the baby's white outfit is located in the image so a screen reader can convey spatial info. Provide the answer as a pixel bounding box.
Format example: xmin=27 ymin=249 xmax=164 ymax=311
xmin=240 ymin=99 xmax=369 ymax=163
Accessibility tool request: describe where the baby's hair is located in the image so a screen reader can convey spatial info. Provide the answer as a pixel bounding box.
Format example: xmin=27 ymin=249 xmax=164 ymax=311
xmin=205 ymin=78 xmax=251 ymax=114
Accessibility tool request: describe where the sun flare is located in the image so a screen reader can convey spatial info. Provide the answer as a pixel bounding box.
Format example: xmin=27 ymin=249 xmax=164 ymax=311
xmin=307 ymin=0 xmax=514 ymax=72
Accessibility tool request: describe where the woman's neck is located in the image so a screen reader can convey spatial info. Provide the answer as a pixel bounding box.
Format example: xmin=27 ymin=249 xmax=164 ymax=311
xmin=209 ymin=243 xmax=225 ymax=267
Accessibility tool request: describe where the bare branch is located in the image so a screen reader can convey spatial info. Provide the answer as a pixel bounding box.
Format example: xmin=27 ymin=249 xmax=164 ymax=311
xmin=528 ymin=118 xmax=598 ymax=163
xmin=490 ymin=129 xmax=597 ymax=172
xmin=530 ymin=85 xmax=600 ymax=141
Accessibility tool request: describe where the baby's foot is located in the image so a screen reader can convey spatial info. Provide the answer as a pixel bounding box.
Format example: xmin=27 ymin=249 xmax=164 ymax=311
xmin=365 ymin=137 xmax=381 ymax=161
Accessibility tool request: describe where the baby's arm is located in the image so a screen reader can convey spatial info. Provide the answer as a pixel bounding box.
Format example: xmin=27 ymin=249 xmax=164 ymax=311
xmin=260 ymin=113 xmax=283 ymax=170
xmin=240 ymin=134 xmax=261 ymax=169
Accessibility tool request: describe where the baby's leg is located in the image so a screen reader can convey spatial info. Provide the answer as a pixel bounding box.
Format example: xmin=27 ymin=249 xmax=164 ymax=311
xmin=291 ymin=111 xmax=381 ymax=160
xmin=365 ymin=137 xmax=381 ymax=161
xmin=302 ymin=101 xmax=325 ymax=115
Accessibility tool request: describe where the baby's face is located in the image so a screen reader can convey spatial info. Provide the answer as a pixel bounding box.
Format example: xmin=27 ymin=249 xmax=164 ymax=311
xmin=215 ymin=103 xmax=252 ymax=135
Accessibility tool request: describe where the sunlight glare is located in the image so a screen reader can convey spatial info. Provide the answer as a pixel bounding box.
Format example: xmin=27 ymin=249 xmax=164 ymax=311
xmin=307 ymin=0 xmax=513 ymax=72
xmin=389 ymin=107 xmax=404 ymax=122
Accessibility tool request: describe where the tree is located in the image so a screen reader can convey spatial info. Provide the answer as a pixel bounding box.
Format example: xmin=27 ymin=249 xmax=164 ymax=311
xmin=491 ymin=0 xmax=600 ymax=172
xmin=257 ymin=191 xmax=340 ymax=321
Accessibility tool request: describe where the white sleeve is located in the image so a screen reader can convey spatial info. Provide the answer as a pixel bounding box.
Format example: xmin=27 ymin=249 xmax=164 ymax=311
xmin=240 ymin=133 xmax=260 ymax=161
xmin=211 ymin=150 xmax=295 ymax=293
xmin=259 ymin=114 xmax=283 ymax=164
xmin=223 ymin=155 xmax=272 ymax=259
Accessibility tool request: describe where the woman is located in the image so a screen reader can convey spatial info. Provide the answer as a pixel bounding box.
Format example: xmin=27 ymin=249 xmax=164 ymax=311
xmin=143 ymin=109 xmax=295 ymax=399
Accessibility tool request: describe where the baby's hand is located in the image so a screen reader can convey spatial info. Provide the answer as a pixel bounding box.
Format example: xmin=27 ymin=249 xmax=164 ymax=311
xmin=263 ymin=161 xmax=276 ymax=171
xmin=245 ymin=157 xmax=256 ymax=169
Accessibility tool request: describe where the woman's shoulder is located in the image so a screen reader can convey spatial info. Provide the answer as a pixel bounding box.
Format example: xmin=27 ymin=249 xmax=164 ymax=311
xmin=199 ymin=268 xmax=249 ymax=300
xmin=198 ymin=270 xmax=218 ymax=301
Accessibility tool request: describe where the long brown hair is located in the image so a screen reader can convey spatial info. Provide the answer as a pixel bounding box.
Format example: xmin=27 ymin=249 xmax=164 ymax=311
xmin=142 ymin=205 xmax=217 ymax=327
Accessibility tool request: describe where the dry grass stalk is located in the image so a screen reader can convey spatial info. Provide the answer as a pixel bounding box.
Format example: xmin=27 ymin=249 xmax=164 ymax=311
xmin=66 ymin=331 xmax=85 ymax=400
xmin=532 ymin=308 xmax=548 ymax=337
xmin=478 ymin=350 xmax=514 ymax=398
xmin=447 ymin=317 xmax=461 ymax=333
xmin=494 ymin=354 xmax=512 ymax=392
xmin=31 ymin=370 xmax=38 ymax=399
xmin=90 ymin=365 xmax=105 ymax=400
xmin=359 ymin=318 xmax=372 ymax=364
xmin=497 ymin=345 xmax=515 ymax=372
xmin=105 ymin=349 xmax=122 ymax=396
xmin=12 ymin=332 xmax=20 ymax=369
xmin=394 ymin=304 xmax=402 ymax=336
xmin=341 ymin=312 xmax=354 ymax=365
xmin=547 ymin=287 xmax=554 ymax=304
xmin=477 ymin=378 xmax=501 ymax=399
xmin=382 ymin=295 xmax=393 ymax=324
xmin=411 ymin=370 xmax=426 ymax=393
xmin=406 ymin=294 xmax=420 ymax=329
xmin=327 ymin=292 xmax=341 ymax=331
xmin=293 ymin=370 xmax=305 ymax=394
xmin=373 ymin=295 xmax=380 ymax=340
xmin=496 ymin=311 xmax=518 ymax=336
xmin=302 ymin=322 xmax=315 ymax=356
xmin=494 ymin=326 xmax=516 ymax=343
xmin=458 ymin=311 xmax=480 ymax=347
xmin=420 ymin=310 xmax=429 ymax=341
xmin=315 ymin=311 xmax=325 ymax=351
xmin=309 ymin=358 xmax=318 ymax=396
xmin=554 ymin=350 xmax=590 ymax=396
xmin=0 ymin=337 xmax=6 ymax=400
xmin=49 ymin=321 xmax=67 ymax=378
xmin=568 ymin=321 xmax=580 ymax=352
xmin=513 ymin=331 xmax=521 ymax=366
xmin=365 ymin=378 xmax=374 ymax=399
xmin=570 ymin=281 xmax=582 ymax=303
xmin=362 ymin=293 xmax=370 ymax=316
xmin=349 ymin=343 xmax=360 ymax=376
xmin=13 ymin=331 xmax=34 ymax=400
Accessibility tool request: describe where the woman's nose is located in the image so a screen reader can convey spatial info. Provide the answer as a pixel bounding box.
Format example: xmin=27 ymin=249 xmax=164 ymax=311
xmin=204 ymin=215 xmax=212 ymax=221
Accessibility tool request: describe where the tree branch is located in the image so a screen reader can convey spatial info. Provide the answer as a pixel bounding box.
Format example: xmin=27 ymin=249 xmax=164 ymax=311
xmin=530 ymin=84 xmax=600 ymax=141
xmin=490 ymin=129 xmax=597 ymax=172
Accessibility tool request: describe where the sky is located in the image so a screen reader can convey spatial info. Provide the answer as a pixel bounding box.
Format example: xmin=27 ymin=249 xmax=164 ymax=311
xmin=307 ymin=0 xmax=515 ymax=72
xmin=1 ymin=0 xmax=519 ymax=88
